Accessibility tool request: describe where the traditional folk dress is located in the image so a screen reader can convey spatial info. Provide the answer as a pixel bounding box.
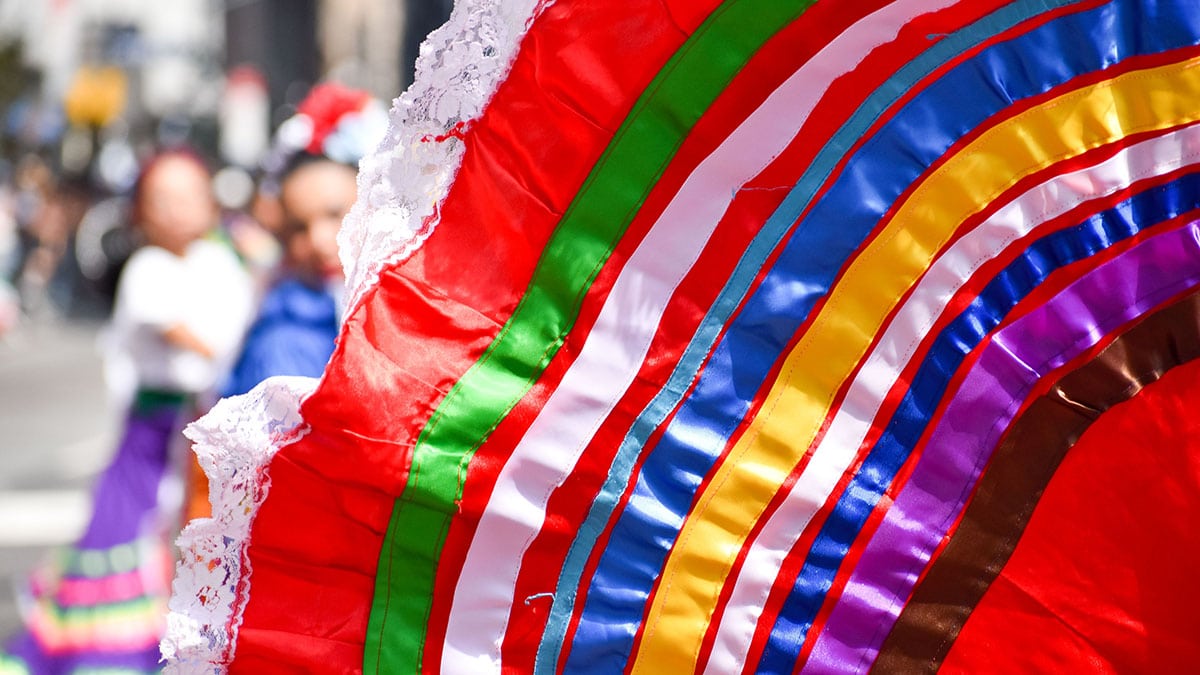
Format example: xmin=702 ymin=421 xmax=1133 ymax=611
xmin=165 ymin=2 xmax=1200 ymax=673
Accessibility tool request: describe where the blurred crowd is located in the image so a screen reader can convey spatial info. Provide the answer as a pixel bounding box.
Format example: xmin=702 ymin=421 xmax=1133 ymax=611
xmin=0 ymin=147 xmax=280 ymax=334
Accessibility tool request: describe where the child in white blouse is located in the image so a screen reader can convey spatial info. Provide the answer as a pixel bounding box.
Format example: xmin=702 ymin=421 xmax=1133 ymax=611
xmin=1 ymin=150 xmax=254 ymax=674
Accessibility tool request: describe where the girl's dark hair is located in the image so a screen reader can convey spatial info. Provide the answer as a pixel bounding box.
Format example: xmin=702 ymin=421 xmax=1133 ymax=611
xmin=258 ymin=82 xmax=383 ymax=194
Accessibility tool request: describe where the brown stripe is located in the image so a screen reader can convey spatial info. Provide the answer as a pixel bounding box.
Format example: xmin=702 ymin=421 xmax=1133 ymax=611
xmin=871 ymin=289 xmax=1200 ymax=674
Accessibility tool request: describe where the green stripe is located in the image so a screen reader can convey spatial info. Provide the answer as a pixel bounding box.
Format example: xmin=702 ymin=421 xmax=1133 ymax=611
xmin=364 ymin=0 xmax=816 ymax=671
xmin=57 ymin=539 xmax=150 ymax=578
xmin=131 ymin=388 xmax=189 ymax=414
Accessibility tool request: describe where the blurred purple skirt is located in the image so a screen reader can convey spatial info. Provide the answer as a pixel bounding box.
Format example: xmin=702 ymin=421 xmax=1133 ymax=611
xmin=1 ymin=399 xmax=186 ymax=674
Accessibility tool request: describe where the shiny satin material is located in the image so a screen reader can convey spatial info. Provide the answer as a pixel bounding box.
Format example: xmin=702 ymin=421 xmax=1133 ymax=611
xmin=874 ymin=290 xmax=1200 ymax=672
xmin=762 ymin=170 xmax=1200 ymax=674
xmin=547 ymin=1 xmax=1087 ymax=668
xmin=235 ymin=0 xmax=732 ymax=670
xmin=529 ymin=2 xmax=1003 ymax=672
xmin=641 ymin=46 xmax=1200 ymax=675
xmin=464 ymin=0 xmax=876 ymax=664
xmin=602 ymin=12 xmax=1200 ymax=675
xmin=703 ymin=116 xmax=1200 ymax=674
xmin=441 ymin=0 xmax=914 ymax=669
xmin=940 ymin=353 xmax=1200 ymax=671
xmin=560 ymin=2 xmax=1108 ymax=668
xmin=200 ymin=0 xmax=1200 ymax=672
xmin=371 ymin=0 xmax=821 ymax=671
xmin=439 ymin=0 xmax=918 ymax=670
xmin=805 ymin=219 xmax=1200 ymax=672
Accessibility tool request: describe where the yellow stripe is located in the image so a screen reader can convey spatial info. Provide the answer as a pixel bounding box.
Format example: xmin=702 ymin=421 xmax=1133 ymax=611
xmin=629 ymin=55 xmax=1200 ymax=673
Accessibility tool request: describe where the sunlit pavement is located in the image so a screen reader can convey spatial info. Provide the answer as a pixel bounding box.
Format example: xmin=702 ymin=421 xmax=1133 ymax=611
xmin=0 ymin=316 xmax=116 ymax=639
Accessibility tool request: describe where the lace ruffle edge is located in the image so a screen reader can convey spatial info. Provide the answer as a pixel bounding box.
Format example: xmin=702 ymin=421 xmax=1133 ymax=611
xmin=160 ymin=377 xmax=311 ymax=673
xmin=339 ymin=0 xmax=556 ymax=313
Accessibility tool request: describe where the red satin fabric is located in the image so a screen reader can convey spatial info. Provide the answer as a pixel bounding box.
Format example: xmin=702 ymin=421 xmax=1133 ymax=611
xmin=230 ymin=1 xmax=722 ymax=671
xmin=941 ymin=357 xmax=1200 ymax=674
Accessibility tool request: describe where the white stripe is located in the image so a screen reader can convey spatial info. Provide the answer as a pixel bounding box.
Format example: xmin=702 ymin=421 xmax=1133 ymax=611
xmin=703 ymin=121 xmax=1200 ymax=674
xmin=439 ymin=2 xmax=964 ymax=672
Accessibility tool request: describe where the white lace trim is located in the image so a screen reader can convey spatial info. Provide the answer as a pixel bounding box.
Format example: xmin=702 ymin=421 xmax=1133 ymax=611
xmin=339 ymin=0 xmax=556 ymax=313
xmin=161 ymin=377 xmax=312 ymax=674
xmin=162 ymin=0 xmax=555 ymax=670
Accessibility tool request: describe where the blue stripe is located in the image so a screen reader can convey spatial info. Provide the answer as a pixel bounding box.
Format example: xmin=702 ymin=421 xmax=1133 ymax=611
xmin=758 ymin=168 xmax=1200 ymax=674
xmin=538 ymin=0 xmax=1198 ymax=672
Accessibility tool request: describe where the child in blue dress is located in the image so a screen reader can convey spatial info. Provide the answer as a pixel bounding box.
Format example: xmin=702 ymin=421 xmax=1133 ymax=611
xmin=223 ymin=83 xmax=385 ymax=397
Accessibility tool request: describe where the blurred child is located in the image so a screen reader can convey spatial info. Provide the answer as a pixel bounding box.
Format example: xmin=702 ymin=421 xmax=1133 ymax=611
xmin=222 ymin=83 xmax=385 ymax=397
xmin=0 ymin=151 xmax=254 ymax=674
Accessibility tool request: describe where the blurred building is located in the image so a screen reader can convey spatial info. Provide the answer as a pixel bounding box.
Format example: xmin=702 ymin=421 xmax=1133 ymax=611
xmin=400 ymin=0 xmax=455 ymax=92
xmin=0 ymin=0 xmax=452 ymax=320
xmin=0 ymin=0 xmax=223 ymax=123
xmin=224 ymin=0 xmax=451 ymax=168
xmin=225 ymin=0 xmax=318 ymax=126
xmin=319 ymin=0 xmax=455 ymax=99
xmin=230 ymin=0 xmax=454 ymax=114
xmin=0 ymin=0 xmax=451 ymax=169
xmin=320 ymin=0 xmax=402 ymax=102
xmin=0 ymin=0 xmax=223 ymax=180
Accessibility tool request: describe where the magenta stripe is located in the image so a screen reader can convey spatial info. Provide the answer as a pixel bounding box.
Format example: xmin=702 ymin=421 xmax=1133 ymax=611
xmin=807 ymin=218 xmax=1200 ymax=672
xmin=50 ymin=570 xmax=154 ymax=607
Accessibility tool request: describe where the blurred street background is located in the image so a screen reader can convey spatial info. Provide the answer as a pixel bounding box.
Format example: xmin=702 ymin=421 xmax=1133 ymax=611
xmin=0 ymin=0 xmax=454 ymax=644
xmin=0 ymin=317 xmax=112 ymax=638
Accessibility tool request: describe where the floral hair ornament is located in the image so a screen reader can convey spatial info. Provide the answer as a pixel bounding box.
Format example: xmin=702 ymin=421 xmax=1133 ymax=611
xmin=261 ymin=82 xmax=389 ymax=188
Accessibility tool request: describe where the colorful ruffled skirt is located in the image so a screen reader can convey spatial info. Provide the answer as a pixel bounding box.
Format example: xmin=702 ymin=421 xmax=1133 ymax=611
xmin=2 ymin=398 xmax=185 ymax=674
